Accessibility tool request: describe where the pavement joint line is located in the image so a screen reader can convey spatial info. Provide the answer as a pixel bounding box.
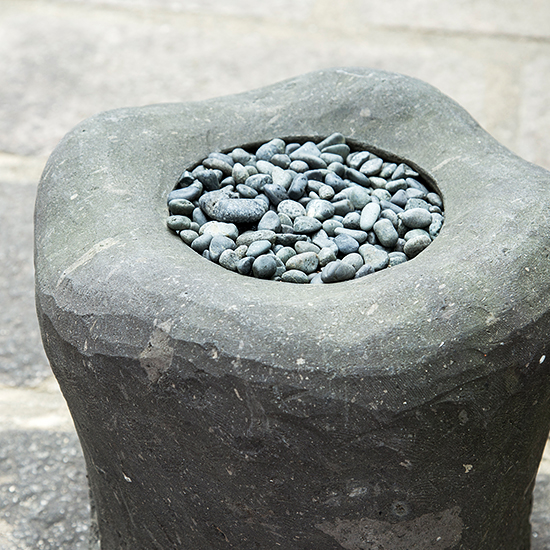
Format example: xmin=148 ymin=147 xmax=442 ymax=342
xmin=15 ymin=0 xmax=550 ymax=47
xmin=0 ymin=377 xmax=75 ymax=432
xmin=0 ymin=153 xmax=48 ymax=183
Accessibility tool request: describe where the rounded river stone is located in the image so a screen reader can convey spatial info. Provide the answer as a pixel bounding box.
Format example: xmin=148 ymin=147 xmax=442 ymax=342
xmin=360 ymin=202 xmax=381 ymax=231
xmin=281 ymin=270 xmax=309 ymax=284
xmin=285 ymin=252 xmax=319 ymax=274
xmin=404 ymin=234 xmax=432 ymax=258
xmin=257 ymin=210 xmax=282 ymax=232
xmin=400 ymin=207 xmax=433 ymax=228
xmin=252 ymin=254 xmax=277 ymax=279
xmin=306 ymin=199 xmax=335 ymax=221
xmin=321 ymin=260 xmax=356 ymax=283
xmin=358 ymin=244 xmax=389 ymax=271
xmin=293 ymin=216 xmax=322 ymax=234
xmin=373 ymin=218 xmax=399 ymax=248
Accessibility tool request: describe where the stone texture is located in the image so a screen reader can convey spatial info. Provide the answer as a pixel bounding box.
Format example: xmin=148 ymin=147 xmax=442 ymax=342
xmin=35 ymin=68 xmax=550 ymax=550
xmin=0 ymin=0 xmax=549 ymax=546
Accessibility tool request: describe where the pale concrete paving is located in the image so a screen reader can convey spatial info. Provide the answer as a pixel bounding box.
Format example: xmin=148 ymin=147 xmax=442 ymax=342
xmin=1 ymin=0 xmax=550 ymax=547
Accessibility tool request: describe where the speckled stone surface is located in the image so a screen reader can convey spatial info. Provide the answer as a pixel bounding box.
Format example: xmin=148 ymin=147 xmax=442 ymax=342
xmin=35 ymin=68 xmax=550 ymax=549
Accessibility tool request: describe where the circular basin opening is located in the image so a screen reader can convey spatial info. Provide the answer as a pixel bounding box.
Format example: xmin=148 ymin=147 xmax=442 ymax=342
xmin=166 ymin=133 xmax=444 ymax=283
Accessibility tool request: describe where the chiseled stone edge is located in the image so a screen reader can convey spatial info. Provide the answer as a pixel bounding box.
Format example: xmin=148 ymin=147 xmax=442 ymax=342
xmin=35 ymin=67 xmax=550 ymax=406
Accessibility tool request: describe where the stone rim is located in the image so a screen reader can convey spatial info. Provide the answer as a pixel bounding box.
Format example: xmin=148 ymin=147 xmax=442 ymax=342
xmin=35 ymin=67 xmax=550 ymax=406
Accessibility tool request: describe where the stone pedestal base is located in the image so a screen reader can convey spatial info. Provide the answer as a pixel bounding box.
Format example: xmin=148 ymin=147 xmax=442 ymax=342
xmin=35 ymin=68 xmax=550 ymax=549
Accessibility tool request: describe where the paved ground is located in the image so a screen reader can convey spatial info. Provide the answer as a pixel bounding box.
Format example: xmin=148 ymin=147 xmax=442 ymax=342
xmin=2 ymin=0 xmax=550 ymax=547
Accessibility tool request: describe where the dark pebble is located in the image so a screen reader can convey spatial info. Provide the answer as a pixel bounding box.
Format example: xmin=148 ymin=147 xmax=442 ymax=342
xmin=334 ymin=227 xmax=368 ymax=243
xmin=237 ymin=256 xmax=255 ymax=275
xmin=391 ymin=189 xmax=409 ymax=208
xmin=236 ymin=184 xmax=258 ymax=198
xmin=342 ymin=211 xmax=362 ymax=229
xmin=429 ymin=213 xmax=444 ymax=238
xmin=322 ymin=144 xmax=350 ymax=159
xmin=258 ymin=210 xmax=282 ymax=232
xmin=252 ymin=254 xmax=278 ymax=279
xmin=288 ymin=173 xmax=308 ymax=200
xmin=345 ymin=167 xmax=370 ymax=187
xmin=358 ymin=244 xmax=389 ymax=271
xmin=406 ymin=198 xmax=431 ymax=211
xmin=325 ymin=171 xmax=348 ymax=192
xmin=348 ymin=151 xmax=371 ymax=170
xmin=179 ymin=229 xmax=199 ymax=245
xmin=294 ymin=216 xmax=323 ymax=234
xmin=288 ymin=160 xmax=309 ymax=173
xmin=232 ymin=163 xmax=249 ymax=184
xmin=400 ymin=208 xmax=433 ymax=228
xmin=209 ymin=235 xmax=236 ymax=263
xmin=246 ymin=173 xmax=272 ymax=191
xmin=321 ymin=260 xmax=356 ymax=283
xmin=192 ymin=207 xmax=209 ymax=227
xmin=379 ymin=163 xmax=397 ymax=178
xmin=295 ymin=241 xmax=320 ymax=254
xmin=167 ymin=184 xmax=202 ymax=203
xmin=203 ymin=157 xmax=233 ymax=176
xmin=317 ymin=132 xmax=345 ymax=149
xmin=168 ymin=198 xmax=195 ymax=216
xmin=231 ymin=148 xmax=252 ymax=165
xmin=176 ymin=170 xmax=195 ymax=187
xmin=278 ymin=199 xmax=306 ymax=220
xmin=306 ymin=199 xmax=335 ymax=221
xmin=271 ymin=154 xmax=291 ymax=169
xmin=211 ymin=198 xmax=268 ymax=224
xmin=294 ymin=153 xmax=327 ymax=169
xmin=285 ymin=252 xmax=319 ymax=274
xmin=246 ymin=240 xmax=273 ymax=258
xmin=328 ymin=162 xmax=347 ymax=178
xmin=386 ymin=179 xmax=408 ymax=193
xmin=281 ymin=270 xmax=309 ymax=284
xmin=219 ymin=249 xmax=240 ymax=271
xmin=373 ymin=218 xmax=399 ymax=248
xmin=305 ymin=169 xmax=329 ymax=182
xmin=334 ymin=233 xmax=360 ymax=255
xmin=311 ymin=229 xmax=337 ymax=250
xmin=256 ymin=138 xmax=285 ymax=161
xmin=354 ymin=264 xmax=375 ymax=278
xmin=236 ymin=230 xmax=277 ymax=247
xmin=275 ymin=234 xmax=308 ymax=246
xmin=264 ymin=183 xmax=289 ymax=206
xmin=360 ymin=157 xmax=383 ymax=176
xmin=191 ymin=233 xmax=213 ymax=254
xmin=195 ymin=169 xmax=221 ymax=191
xmin=404 ymin=234 xmax=432 ymax=258
xmin=332 ymin=199 xmax=354 ymax=217
xmin=388 ymin=252 xmax=408 ymax=266
xmin=166 ymin=215 xmax=191 ymax=231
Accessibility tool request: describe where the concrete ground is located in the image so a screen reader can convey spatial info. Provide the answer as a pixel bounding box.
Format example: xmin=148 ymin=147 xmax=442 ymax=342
xmin=1 ymin=0 xmax=550 ymax=547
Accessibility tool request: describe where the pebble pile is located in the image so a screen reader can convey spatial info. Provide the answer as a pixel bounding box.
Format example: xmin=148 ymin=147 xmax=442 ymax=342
xmin=166 ymin=133 xmax=444 ymax=284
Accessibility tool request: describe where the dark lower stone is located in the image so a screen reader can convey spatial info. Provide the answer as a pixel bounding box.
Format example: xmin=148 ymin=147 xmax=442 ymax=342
xmin=35 ymin=67 xmax=550 ymax=549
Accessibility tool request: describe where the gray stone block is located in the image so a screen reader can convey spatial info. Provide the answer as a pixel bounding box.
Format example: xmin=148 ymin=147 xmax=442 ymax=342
xmin=35 ymin=67 xmax=550 ymax=549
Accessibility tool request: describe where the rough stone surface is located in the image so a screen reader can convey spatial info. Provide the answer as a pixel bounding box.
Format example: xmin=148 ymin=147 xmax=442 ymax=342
xmin=35 ymin=68 xmax=550 ymax=550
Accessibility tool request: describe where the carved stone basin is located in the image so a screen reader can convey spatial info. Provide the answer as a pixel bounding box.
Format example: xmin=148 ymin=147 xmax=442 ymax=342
xmin=35 ymin=67 xmax=550 ymax=549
